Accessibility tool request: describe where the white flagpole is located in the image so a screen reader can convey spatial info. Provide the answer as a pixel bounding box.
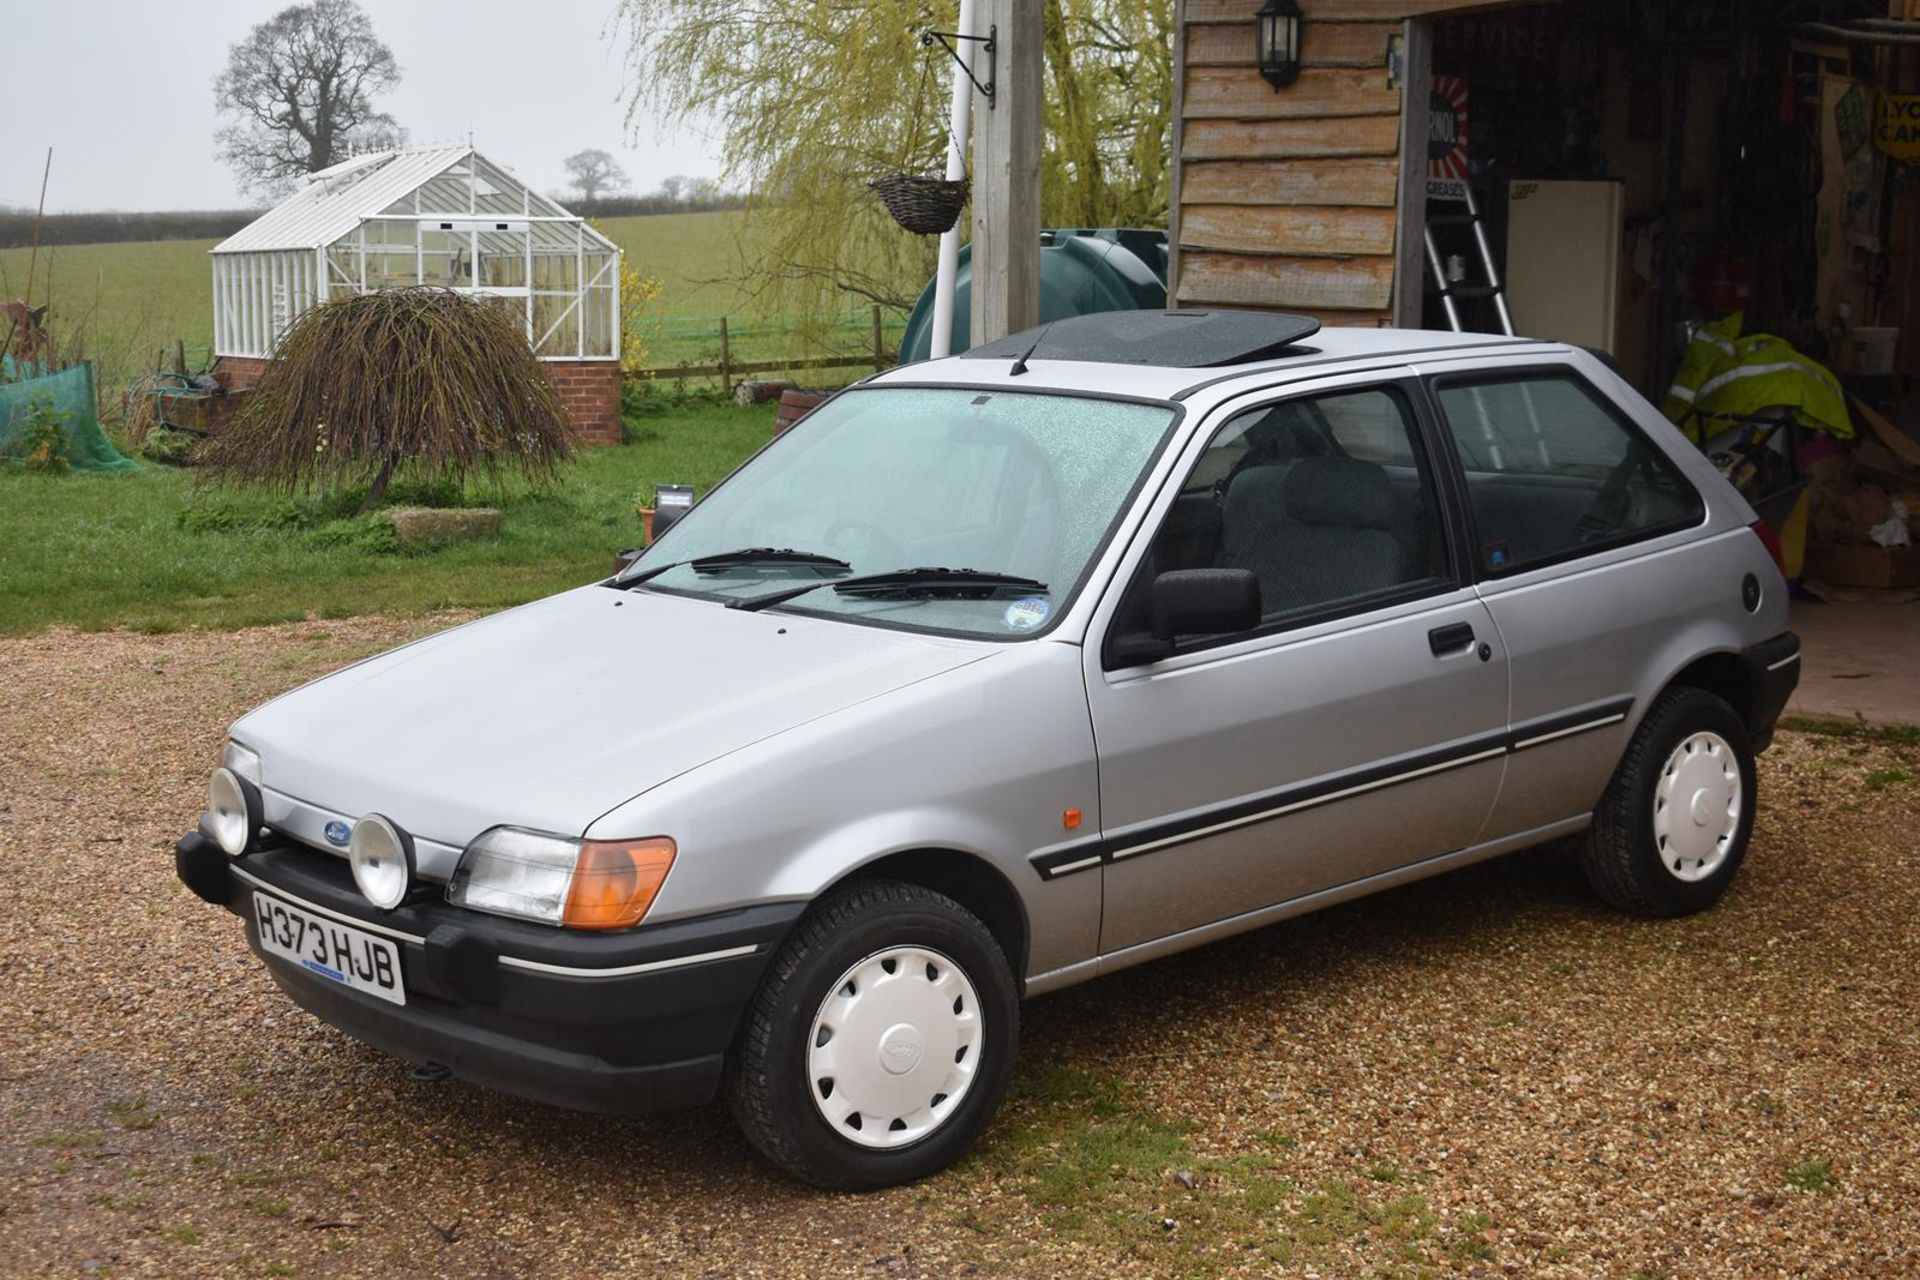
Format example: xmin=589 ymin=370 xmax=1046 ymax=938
xmin=928 ymin=0 xmax=977 ymax=360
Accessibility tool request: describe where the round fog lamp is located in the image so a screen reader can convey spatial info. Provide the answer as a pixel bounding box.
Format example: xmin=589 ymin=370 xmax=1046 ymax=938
xmin=349 ymin=814 xmax=415 ymax=910
xmin=207 ymin=767 xmax=260 ymax=858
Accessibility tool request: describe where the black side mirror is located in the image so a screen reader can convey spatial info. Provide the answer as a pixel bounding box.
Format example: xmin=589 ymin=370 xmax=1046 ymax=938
xmin=1110 ymin=568 xmax=1262 ymax=666
xmin=1153 ymin=568 xmax=1261 ymax=638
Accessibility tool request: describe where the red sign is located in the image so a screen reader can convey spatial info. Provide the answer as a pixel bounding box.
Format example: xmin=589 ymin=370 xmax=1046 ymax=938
xmin=1428 ymin=75 xmax=1470 ymax=201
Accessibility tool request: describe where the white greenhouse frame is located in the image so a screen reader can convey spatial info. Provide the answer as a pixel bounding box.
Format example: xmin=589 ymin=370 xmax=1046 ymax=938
xmin=211 ymin=146 xmax=621 ymax=363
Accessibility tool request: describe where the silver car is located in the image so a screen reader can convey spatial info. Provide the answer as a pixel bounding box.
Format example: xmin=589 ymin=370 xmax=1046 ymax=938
xmin=178 ymin=311 xmax=1800 ymax=1190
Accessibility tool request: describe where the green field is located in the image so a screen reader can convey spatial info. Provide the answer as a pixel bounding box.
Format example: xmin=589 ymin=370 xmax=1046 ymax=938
xmin=0 ymin=210 xmax=904 ymax=409
xmin=0 ymin=397 xmax=770 ymax=634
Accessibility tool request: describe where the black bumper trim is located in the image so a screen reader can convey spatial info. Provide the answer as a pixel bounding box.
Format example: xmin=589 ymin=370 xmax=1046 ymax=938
xmin=177 ymin=831 xmax=805 ymax=1114
xmin=1742 ymin=630 xmax=1800 ymax=751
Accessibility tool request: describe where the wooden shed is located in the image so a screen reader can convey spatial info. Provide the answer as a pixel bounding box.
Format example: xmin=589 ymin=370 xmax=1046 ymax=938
xmin=1167 ymin=0 xmax=1920 ymax=398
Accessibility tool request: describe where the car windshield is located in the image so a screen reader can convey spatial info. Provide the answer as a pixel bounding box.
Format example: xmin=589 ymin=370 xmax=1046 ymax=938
xmin=624 ymin=386 xmax=1177 ymax=637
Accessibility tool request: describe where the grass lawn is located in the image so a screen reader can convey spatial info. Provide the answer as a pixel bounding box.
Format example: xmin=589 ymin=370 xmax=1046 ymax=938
xmin=0 ymin=210 xmax=904 ymax=403
xmin=0 ymin=398 xmax=770 ymax=634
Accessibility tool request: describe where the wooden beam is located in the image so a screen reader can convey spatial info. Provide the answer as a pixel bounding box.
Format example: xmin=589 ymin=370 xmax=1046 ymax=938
xmin=1176 ymin=251 xmax=1396 ymax=311
xmin=1391 ymin=17 xmax=1433 ymax=327
xmin=1183 ymin=66 xmax=1400 ymax=120
xmin=1185 ymin=0 xmax=1505 ymax=21
xmin=1183 ymin=116 xmax=1401 ymax=161
xmin=1181 ymin=157 xmax=1399 ymax=207
xmin=971 ymin=0 xmax=1043 ymax=345
xmin=1186 ymin=21 xmax=1398 ymax=68
xmin=1181 ymin=205 xmax=1398 ymax=256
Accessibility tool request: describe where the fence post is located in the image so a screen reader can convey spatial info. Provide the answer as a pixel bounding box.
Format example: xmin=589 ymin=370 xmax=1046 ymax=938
xmin=718 ymin=316 xmax=733 ymax=397
xmin=871 ymin=305 xmax=886 ymax=370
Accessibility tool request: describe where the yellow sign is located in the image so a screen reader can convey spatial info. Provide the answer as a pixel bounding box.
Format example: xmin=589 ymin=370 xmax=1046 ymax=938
xmin=1875 ymin=94 xmax=1920 ymax=162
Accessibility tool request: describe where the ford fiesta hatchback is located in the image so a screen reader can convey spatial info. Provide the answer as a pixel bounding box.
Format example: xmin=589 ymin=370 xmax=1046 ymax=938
xmin=178 ymin=311 xmax=1799 ymax=1190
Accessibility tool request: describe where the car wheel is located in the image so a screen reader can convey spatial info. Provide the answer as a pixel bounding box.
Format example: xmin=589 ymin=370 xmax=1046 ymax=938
xmin=724 ymin=879 xmax=1019 ymax=1191
xmin=1580 ymin=686 xmax=1756 ymax=917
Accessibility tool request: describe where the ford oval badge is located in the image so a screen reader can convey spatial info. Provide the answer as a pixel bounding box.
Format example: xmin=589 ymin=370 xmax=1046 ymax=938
xmin=323 ymin=820 xmax=352 ymax=848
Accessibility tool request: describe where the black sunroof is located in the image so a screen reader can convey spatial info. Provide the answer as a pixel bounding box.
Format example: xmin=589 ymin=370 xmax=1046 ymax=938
xmin=961 ymin=309 xmax=1322 ymax=369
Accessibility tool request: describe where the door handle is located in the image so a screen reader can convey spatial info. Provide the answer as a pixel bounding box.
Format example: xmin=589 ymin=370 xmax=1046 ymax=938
xmin=1428 ymin=622 xmax=1476 ymax=656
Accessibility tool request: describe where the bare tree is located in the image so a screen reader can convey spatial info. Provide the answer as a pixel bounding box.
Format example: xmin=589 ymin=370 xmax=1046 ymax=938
xmin=214 ymin=0 xmax=403 ymax=198
xmin=657 ymin=174 xmax=688 ymax=204
xmin=563 ymin=150 xmax=630 ymax=205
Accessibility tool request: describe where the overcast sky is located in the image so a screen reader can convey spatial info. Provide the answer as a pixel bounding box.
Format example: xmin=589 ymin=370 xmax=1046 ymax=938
xmin=2 ymin=0 xmax=726 ymax=212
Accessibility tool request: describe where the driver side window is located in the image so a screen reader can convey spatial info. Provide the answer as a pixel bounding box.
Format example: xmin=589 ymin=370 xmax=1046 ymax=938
xmin=1145 ymin=384 xmax=1451 ymax=632
xmin=1435 ymin=374 xmax=1703 ymax=574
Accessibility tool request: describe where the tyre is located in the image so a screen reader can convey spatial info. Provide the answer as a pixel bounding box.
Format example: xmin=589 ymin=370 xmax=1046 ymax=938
xmin=1580 ymin=685 xmax=1757 ymax=917
xmin=724 ymin=880 xmax=1019 ymax=1190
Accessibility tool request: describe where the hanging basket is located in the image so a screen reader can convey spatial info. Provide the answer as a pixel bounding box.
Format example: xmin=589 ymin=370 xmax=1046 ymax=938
xmin=869 ymin=174 xmax=970 ymax=236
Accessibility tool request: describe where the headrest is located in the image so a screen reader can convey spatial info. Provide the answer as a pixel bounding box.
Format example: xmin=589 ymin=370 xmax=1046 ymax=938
xmin=1221 ymin=465 xmax=1292 ymax=542
xmin=1282 ymin=456 xmax=1393 ymax=530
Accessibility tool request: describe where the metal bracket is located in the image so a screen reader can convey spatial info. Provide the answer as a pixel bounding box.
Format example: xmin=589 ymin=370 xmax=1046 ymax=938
xmin=921 ymin=24 xmax=997 ymax=108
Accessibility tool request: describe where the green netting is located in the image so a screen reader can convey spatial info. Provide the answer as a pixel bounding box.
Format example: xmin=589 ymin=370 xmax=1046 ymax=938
xmin=0 ymin=359 xmax=139 ymax=473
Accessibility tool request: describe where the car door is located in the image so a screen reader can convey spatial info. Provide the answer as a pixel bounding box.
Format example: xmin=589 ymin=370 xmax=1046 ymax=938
xmin=1081 ymin=374 xmax=1511 ymax=955
xmin=1422 ymin=357 xmax=1710 ymax=839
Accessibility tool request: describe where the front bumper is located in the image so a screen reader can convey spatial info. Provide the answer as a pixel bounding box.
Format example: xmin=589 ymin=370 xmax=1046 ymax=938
xmin=176 ymin=832 xmax=803 ymax=1113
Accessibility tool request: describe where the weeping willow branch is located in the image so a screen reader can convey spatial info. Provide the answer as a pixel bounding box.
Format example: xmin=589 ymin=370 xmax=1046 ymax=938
xmin=617 ymin=0 xmax=1172 ymax=334
xmin=200 ymin=289 xmax=572 ymax=512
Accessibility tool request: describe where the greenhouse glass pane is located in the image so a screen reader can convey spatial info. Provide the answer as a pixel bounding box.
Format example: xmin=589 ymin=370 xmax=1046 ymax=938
xmin=479 ymin=243 xmax=527 ymax=288
xmin=533 ymin=293 xmax=577 ymax=357
xmin=531 ymin=253 xmax=577 ymax=291
xmin=583 ymin=286 xmax=615 ymax=356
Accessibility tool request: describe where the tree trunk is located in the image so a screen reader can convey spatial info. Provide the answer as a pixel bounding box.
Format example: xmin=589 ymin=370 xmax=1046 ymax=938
xmin=355 ymin=455 xmax=395 ymax=515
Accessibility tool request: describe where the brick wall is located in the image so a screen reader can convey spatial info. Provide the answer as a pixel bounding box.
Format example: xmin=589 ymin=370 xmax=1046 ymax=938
xmin=542 ymin=360 xmax=623 ymax=447
xmin=213 ymin=355 xmax=273 ymax=390
xmin=216 ymin=355 xmax=624 ymax=448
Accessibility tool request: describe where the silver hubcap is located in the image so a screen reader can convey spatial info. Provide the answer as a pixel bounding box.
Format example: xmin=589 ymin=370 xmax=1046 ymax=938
xmin=1653 ymin=730 xmax=1742 ymax=882
xmin=807 ymin=946 xmax=982 ymax=1149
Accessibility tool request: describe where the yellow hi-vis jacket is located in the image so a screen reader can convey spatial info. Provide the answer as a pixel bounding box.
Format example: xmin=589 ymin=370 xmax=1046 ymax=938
xmin=1661 ymin=312 xmax=1853 ymax=441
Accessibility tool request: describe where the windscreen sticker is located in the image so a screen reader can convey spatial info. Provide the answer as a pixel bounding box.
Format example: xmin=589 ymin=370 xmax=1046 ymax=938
xmin=1004 ymin=596 xmax=1050 ymax=631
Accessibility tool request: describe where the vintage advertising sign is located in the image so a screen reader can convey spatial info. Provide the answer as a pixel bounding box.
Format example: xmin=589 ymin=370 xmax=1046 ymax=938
xmin=1876 ymin=93 xmax=1920 ymax=163
xmin=1428 ymin=76 xmax=1470 ymax=201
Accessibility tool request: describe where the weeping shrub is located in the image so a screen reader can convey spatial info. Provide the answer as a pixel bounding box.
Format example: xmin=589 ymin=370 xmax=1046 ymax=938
xmin=201 ymin=288 xmax=573 ymax=511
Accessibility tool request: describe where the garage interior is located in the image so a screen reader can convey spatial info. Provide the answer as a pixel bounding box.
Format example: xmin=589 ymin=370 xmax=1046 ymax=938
xmin=1396 ymin=0 xmax=1920 ymax=719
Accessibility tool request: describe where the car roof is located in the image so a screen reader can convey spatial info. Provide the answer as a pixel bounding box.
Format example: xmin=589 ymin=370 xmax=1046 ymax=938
xmin=868 ymin=311 xmax=1552 ymax=403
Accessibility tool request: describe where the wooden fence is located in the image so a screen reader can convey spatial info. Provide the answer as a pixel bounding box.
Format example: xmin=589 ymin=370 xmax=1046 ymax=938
xmin=638 ymin=305 xmax=895 ymax=391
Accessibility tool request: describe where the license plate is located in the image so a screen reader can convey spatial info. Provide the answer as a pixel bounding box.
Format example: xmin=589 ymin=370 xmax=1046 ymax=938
xmin=253 ymin=892 xmax=406 ymax=1006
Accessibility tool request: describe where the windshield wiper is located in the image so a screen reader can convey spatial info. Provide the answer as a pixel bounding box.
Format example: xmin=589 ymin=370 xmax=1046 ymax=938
xmin=617 ymin=547 xmax=852 ymax=587
xmin=729 ymin=566 xmax=1048 ymax=612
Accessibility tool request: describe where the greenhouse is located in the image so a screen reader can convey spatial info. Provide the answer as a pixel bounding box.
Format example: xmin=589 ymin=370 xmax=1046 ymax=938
xmin=210 ymin=145 xmax=621 ymax=363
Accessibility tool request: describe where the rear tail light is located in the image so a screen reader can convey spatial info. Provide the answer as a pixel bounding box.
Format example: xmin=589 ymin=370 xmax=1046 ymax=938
xmin=1748 ymin=519 xmax=1785 ymax=573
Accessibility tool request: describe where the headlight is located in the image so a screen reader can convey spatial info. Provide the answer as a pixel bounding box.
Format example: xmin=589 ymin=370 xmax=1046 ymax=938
xmin=205 ymin=767 xmax=262 ymax=858
xmin=222 ymin=739 xmax=263 ymax=785
xmin=447 ymin=827 xmax=676 ymax=930
xmin=349 ymin=814 xmax=415 ymax=910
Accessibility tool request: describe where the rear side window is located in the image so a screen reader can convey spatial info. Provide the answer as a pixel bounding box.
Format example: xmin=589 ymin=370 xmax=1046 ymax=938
xmin=1435 ymin=374 xmax=1702 ymax=574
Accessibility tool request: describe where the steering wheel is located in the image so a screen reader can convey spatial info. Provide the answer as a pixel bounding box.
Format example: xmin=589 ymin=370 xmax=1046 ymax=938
xmin=821 ymin=515 xmax=911 ymax=568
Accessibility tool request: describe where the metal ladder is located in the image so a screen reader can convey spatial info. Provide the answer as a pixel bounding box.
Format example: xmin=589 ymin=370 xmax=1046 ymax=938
xmin=1424 ymin=184 xmax=1514 ymax=336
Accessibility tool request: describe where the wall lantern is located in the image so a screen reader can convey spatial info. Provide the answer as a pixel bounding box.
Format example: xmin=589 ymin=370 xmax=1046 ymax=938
xmin=1256 ymin=0 xmax=1303 ymax=91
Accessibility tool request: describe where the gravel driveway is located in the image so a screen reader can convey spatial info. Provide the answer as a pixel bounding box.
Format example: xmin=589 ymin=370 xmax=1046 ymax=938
xmin=2 ymin=617 xmax=1916 ymax=1278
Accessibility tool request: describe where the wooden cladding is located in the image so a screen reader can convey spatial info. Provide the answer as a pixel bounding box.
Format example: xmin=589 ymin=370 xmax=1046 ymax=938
xmin=1181 ymin=116 xmax=1401 ymax=161
xmin=1167 ymin=0 xmax=1493 ymax=314
xmin=1178 ymin=252 xmax=1397 ymax=312
xmin=1180 ymin=157 xmax=1398 ymax=207
xmin=1185 ymin=21 xmax=1398 ymax=68
xmin=1183 ymin=66 xmax=1400 ymax=119
xmin=1184 ymin=0 xmax=1490 ymax=22
xmin=1182 ymin=205 xmax=1397 ymax=256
